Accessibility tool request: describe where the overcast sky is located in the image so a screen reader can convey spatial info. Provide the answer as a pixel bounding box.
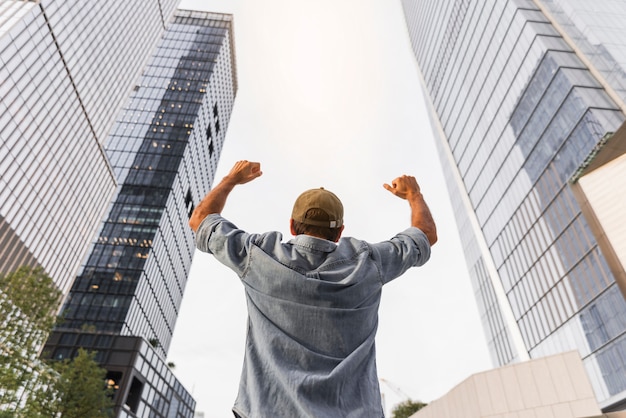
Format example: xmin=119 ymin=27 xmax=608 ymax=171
xmin=168 ymin=0 xmax=493 ymax=416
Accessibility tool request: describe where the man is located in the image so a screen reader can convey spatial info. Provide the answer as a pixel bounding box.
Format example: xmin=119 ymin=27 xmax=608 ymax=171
xmin=189 ymin=160 xmax=437 ymax=418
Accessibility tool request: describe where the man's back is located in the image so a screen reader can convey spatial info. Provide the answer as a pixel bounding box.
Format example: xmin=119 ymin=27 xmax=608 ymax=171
xmin=196 ymin=214 xmax=430 ymax=417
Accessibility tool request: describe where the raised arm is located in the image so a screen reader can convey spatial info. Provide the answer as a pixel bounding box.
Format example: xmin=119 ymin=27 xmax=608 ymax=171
xmin=383 ymin=175 xmax=437 ymax=245
xmin=189 ymin=160 xmax=263 ymax=232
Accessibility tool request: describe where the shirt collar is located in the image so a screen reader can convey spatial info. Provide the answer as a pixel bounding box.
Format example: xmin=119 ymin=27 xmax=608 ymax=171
xmin=289 ymin=234 xmax=337 ymax=252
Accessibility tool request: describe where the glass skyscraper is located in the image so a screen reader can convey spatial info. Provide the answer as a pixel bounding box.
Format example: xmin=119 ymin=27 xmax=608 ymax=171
xmin=402 ymin=0 xmax=626 ymax=411
xmin=1 ymin=1 xmax=237 ymax=417
xmin=0 ymin=0 xmax=179 ymax=295
xmin=43 ymin=10 xmax=237 ymax=418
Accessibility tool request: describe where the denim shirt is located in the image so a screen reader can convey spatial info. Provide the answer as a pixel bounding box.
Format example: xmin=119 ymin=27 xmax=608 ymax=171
xmin=195 ymin=214 xmax=431 ymax=418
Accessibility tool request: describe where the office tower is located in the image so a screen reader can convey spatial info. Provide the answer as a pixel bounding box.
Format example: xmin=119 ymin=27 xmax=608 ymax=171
xmin=43 ymin=10 xmax=237 ymax=418
xmin=0 ymin=0 xmax=179 ymax=295
xmin=402 ymin=0 xmax=626 ymax=411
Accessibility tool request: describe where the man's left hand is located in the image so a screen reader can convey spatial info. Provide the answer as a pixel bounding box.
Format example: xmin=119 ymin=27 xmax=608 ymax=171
xmin=226 ymin=160 xmax=263 ymax=185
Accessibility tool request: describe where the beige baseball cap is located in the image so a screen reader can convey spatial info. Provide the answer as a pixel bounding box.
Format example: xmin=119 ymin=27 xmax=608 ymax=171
xmin=291 ymin=188 xmax=344 ymax=228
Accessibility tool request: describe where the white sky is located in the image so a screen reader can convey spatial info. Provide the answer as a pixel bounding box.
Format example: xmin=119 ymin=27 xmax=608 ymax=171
xmin=168 ymin=0 xmax=493 ymax=416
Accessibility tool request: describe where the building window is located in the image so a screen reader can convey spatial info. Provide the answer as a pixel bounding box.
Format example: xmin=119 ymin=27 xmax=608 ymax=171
xmin=213 ymin=103 xmax=220 ymax=134
xmin=106 ymin=371 xmax=122 ymax=393
xmin=185 ymin=189 xmax=194 ymax=219
xmin=125 ymin=376 xmax=143 ymax=413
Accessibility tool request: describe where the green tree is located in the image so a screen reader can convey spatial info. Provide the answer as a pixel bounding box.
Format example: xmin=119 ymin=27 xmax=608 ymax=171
xmin=0 ymin=266 xmax=112 ymax=417
xmin=26 ymin=349 xmax=113 ymax=418
xmin=0 ymin=266 xmax=61 ymax=412
xmin=391 ymin=399 xmax=428 ymax=418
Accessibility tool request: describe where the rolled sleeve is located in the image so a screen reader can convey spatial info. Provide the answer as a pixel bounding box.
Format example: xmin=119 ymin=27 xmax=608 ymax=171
xmin=371 ymin=227 xmax=431 ymax=284
xmin=195 ymin=214 xmax=257 ymax=277
xmin=397 ymin=227 xmax=431 ymax=266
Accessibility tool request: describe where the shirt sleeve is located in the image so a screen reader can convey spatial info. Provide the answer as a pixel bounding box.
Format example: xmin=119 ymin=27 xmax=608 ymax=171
xmin=195 ymin=213 xmax=259 ymax=277
xmin=370 ymin=227 xmax=431 ymax=285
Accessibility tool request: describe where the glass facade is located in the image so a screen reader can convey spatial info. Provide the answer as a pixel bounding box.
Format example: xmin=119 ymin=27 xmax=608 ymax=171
xmin=1 ymin=1 xmax=236 ymax=416
xmin=0 ymin=0 xmax=179 ymax=294
xmin=536 ymin=0 xmax=626 ymax=104
xmin=402 ymin=0 xmax=626 ymax=411
xmin=44 ymin=10 xmax=237 ymax=418
xmin=39 ymin=0 xmax=180 ymax=141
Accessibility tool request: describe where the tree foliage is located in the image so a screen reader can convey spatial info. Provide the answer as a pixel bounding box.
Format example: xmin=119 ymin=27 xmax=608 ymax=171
xmin=0 ymin=266 xmax=61 ymax=412
xmin=26 ymin=349 xmax=113 ymax=418
xmin=0 ymin=266 xmax=112 ymax=417
xmin=391 ymin=399 xmax=428 ymax=418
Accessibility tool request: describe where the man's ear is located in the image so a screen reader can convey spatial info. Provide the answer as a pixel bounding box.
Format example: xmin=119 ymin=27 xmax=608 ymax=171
xmin=334 ymin=225 xmax=345 ymax=242
xmin=290 ymin=218 xmax=297 ymax=236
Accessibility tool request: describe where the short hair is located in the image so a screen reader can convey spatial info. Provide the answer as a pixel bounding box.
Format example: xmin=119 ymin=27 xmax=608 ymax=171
xmin=292 ymin=208 xmax=342 ymax=242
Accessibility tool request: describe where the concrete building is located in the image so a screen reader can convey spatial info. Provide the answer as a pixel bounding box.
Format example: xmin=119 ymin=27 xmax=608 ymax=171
xmin=401 ymin=0 xmax=626 ymax=412
xmin=411 ymin=351 xmax=626 ymax=418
